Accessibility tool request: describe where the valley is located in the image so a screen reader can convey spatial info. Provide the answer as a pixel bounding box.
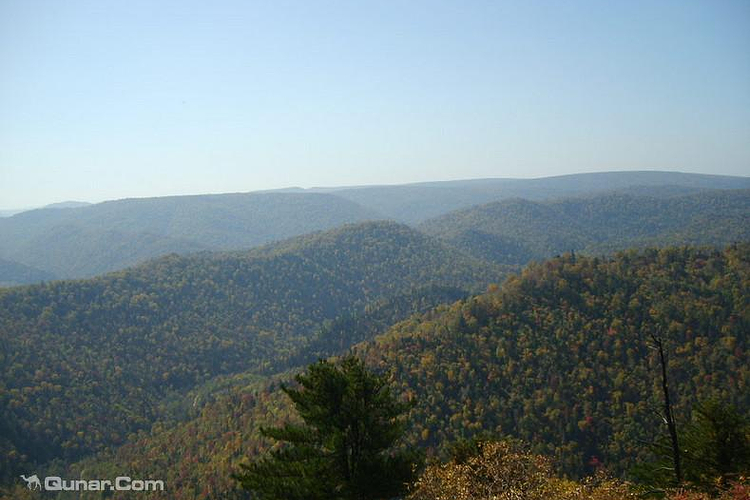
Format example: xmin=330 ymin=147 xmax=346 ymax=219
xmin=0 ymin=173 xmax=747 ymax=499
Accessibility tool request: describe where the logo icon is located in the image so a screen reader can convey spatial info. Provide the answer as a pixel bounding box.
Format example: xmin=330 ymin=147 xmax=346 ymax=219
xmin=18 ymin=473 xmax=164 ymax=492
xmin=20 ymin=474 xmax=42 ymax=490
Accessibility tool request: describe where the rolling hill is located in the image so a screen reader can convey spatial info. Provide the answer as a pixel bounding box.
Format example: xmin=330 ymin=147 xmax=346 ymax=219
xmin=59 ymin=244 xmax=748 ymax=499
xmin=0 ymin=221 xmax=500 ymax=483
xmin=419 ymin=189 xmax=750 ymax=265
xmin=324 ymin=171 xmax=750 ymax=222
xmin=2 ymin=171 xmax=748 ymax=285
xmin=0 ymin=258 xmax=57 ymax=287
xmin=0 ymin=192 xmax=381 ymax=282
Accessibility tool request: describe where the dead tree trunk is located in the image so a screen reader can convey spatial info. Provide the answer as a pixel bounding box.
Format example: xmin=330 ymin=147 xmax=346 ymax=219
xmin=651 ymin=332 xmax=682 ymax=485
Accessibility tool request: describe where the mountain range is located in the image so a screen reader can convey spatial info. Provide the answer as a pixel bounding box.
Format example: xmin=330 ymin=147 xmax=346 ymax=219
xmin=1 ymin=171 xmax=748 ymax=284
xmin=0 ymin=221 xmax=498 ymax=482
xmin=0 ymin=171 xmax=748 ymax=499
xmin=57 ymin=244 xmax=748 ymax=500
xmin=420 ymin=189 xmax=750 ymax=266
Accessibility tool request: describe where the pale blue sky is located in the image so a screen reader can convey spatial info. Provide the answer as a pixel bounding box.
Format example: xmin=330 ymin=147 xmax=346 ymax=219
xmin=1 ymin=0 xmax=749 ymax=207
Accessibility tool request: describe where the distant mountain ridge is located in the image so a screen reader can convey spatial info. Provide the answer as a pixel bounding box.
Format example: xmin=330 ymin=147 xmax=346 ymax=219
xmin=41 ymin=201 xmax=91 ymax=210
xmin=0 ymin=201 xmax=91 ymax=218
xmin=0 ymin=192 xmax=381 ymax=281
xmin=419 ymin=188 xmax=750 ymax=265
xmin=1 ymin=171 xmax=748 ymax=285
xmin=316 ymin=171 xmax=750 ymax=222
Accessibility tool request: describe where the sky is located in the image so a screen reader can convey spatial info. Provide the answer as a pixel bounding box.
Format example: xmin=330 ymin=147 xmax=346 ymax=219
xmin=1 ymin=0 xmax=749 ymax=208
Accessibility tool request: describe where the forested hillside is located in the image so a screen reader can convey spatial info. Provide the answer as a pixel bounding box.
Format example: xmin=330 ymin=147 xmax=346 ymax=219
xmin=420 ymin=189 xmax=750 ymax=265
xmin=0 ymin=221 xmax=498 ymax=482
xmin=61 ymin=244 xmax=748 ymax=499
xmin=361 ymin=244 xmax=748 ymax=475
xmin=327 ymin=171 xmax=750 ymax=222
xmin=0 ymin=192 xmax=380 ymax=281
xmin=0 ymin=258 xmax=56 ymax=287
xmin=3 ymin=171 xmax=748 ymax=284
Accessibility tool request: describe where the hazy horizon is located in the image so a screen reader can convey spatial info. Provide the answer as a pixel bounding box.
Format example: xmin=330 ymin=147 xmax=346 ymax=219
xmin=0 ymin=168 xmax=747 ymax=210
xmin=2 ymin=1 xmax=749 ymax=208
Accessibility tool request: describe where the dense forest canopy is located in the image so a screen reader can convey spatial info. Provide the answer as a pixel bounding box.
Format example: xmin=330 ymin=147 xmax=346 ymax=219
xmin=358 ymin=244 xmax=748 ymax=476
xmin=54 ymin=244 xmax=748 ymax=500
xmin=0 ymin=258 xmax=56 ymax=287
xmin=0 ymin=221 xmax=498 ymax=482
xmin=420 ymin=189 xmax=750 ymax=266
xmin=0 ymin=176 xmax=747 ymax=498
xmin=0 ymin=192 xmax=380 ymax=281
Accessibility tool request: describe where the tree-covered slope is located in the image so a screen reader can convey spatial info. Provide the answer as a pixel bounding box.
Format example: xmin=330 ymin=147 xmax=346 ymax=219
xmin=419 ymin=189 xmax=750 ymax=265
xmin=0 ymin=258 xmax=57 ymax=287
xmin=59 ymin=289 xmax=471 ymax=500
xmin=328 ymin=171 xmax=750 ymax=222
xmin=361 ymin=244 xmax=748 ymax=476
xmin=0 ymin=192 xmax=381 ymax=281
xmin=66 ymin=244 xmax=747 ymax=500
xmin=0 ymin=221 xmax=498 ymax=481
xmin=3 ymin=172 xmax=747 ymax=283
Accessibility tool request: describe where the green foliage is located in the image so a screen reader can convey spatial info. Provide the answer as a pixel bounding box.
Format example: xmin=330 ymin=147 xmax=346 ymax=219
xmin=3 ymin=174 xmax=746 ymax=283
xmin=234 ymin=357 xmax=420 ymax=500
xmin=63 ymin=244 xmax=748 ymax=499
xmin=0 ymin=221 xmax=496 ymax=483
xmin=682 ymin=400 xmax=750 ymax=484
xmin=635 ymin=400 xmax=750 ymax=492
xmin=273 ymin=284 xmax=470 ymax=374
xmin=0 ymin=192 xmax=381 ymax=280
xmin=357 ymin=244 xmax=749 ymax=476
xmin=420 ymin=190 xmax=750 ymax=266
xmin=0 ymin=257 xmax=56 ymax=287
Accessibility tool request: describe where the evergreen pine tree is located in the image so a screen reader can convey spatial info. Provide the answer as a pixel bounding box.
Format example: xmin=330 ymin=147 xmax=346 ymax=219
xmin=633 ymin=399 xmax=750 ymax=492
xmin=234 ymin=356 xmax=420 ymax=500
xmin=681 ymin=400 xmax=750 ymax=489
